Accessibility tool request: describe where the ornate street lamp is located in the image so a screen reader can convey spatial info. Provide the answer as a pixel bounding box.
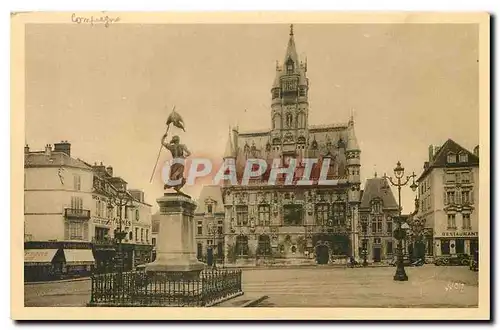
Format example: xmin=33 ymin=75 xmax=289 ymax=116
xmin=208 ymin=221 xmax=218 ymax=268
xmin=384 ymin=161 xmax=417 ymax=281
xmin=107 ymin=188 xmax=135 ymax=274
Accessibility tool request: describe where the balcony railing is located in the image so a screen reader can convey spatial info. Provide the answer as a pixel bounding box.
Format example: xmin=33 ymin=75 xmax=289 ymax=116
xmin=65 ymin=208 xmax=91 ymax=219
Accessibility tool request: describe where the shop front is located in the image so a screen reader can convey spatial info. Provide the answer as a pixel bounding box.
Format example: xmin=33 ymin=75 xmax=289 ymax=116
xmin=62 ymin=249 xmax=96 ymax=277
xmin=24 ymin=249 xmax=64 ymax=282
xmin=435 ymin=230 xmax=478 ymax=257
xmin=24 ymin=241 xmax=95 ymax=281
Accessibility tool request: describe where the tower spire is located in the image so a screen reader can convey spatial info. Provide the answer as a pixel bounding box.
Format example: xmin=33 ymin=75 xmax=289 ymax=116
xmin=284 ymin=24 xmax=299 ymax=66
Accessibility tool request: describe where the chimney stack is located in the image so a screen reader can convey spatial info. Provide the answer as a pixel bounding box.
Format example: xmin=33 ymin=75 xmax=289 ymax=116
xmin=129 ymin=189 xmax=145 ymax=203
xmin=473 ymin=145 xmax=479 ymax=157
xmin=106 ymin=166 xmax=113 ymax=177
xmin=24 ymin=144 xmax=29 ymax=154
xmin=53 ymin=140 xmax=71 ymax=157
xmin=428 ymin=145 xmax=434 ymax=162
xmin=44 ymin=144 xmax=52 ymax=156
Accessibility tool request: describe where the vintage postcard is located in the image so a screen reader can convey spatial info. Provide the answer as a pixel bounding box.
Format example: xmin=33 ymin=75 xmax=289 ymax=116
xmin=11 ymin=12 xmax=490 ymax=320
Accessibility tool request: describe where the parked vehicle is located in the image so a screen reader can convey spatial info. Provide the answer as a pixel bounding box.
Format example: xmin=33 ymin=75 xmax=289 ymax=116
xmin=469 ymin=249 xmax=479 ymax=271
xmin=411 ymin=258 xmax=425 ymax=267
xmin=434 ymin=254 xmax=470 ymax=266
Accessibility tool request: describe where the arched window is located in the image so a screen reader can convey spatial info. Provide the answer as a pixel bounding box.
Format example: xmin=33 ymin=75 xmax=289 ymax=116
xmin=236 ymin=235 xmax=249 ymax=256
xmin=257 ymin=235 xmax=271 ymax=256
xmin=286 ymin=59 xmax=294 ymax=73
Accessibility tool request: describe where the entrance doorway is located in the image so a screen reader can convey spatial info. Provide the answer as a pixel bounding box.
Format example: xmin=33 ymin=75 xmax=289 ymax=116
xmin=373 ymin=247 xmax=381 ymax=262
xmin=316 ymin=244 xmax=329 ymax=264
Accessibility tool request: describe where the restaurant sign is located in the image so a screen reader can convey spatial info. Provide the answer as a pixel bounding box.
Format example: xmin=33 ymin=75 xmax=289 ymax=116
xmin=439 ymin=231 xmax=478 ymax=238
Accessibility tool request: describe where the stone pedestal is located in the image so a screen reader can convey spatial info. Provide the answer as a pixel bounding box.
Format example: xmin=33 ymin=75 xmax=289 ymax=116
xmin=145 ymin=192 xmax=205 ymax=279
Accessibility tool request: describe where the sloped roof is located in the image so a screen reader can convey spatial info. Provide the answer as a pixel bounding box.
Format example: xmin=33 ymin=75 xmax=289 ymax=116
xmin=360 ymin=177 xmax=398 ymax=210
xmin=417 ymin=139 xmax=479 ymax=181
xmin=194 ymin=185 xmax=224 ymax=214
xmin=24 ymin=151 xmax=91 ymax=170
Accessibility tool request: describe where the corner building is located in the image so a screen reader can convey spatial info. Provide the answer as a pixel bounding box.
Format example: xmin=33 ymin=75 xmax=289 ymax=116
xmin=415 ymin=139 xmax=479 ymax=260
xmin=220 ymin=26 xmax=362 ymax=266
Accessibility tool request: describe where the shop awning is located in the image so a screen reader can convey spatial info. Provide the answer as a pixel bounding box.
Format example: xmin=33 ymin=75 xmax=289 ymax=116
xmin=24 ymin=249 xmax=58 ymax=266
xmin=63 ymin=249 xmax=96 ymax=265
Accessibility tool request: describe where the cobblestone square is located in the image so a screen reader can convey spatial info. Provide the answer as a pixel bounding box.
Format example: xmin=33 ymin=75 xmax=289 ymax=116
xmin=24 ymin=265 xmax=478 ymax=308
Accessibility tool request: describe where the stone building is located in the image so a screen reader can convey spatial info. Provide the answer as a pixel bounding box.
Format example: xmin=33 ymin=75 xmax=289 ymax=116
xmin=151 ymin=212 xmax=160 ymax=261
xmin=414 ymin=139 xmax=479 ymax=260
xmin=24 ymin=141 xmax=153 ymax=281
xmin=220 ymin=25 xmax=362 ymax=266
xmin=358 ymin=174 xmax=399 ymax=263
xmin=194 ymin=185 xmax=225 ymax=264
xmin=24 ymin=142 xmax=96 ymax=281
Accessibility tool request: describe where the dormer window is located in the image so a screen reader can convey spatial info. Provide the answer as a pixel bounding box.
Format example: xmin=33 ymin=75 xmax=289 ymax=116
xmin=459 ymin=152 xmax=468 ymax=163
xmin=447 ymin=153 xmax=456 ymax=163
xmin=207 ymin=204 xmax=213 ymax=214
xmin=311 ymin=140 xmax=318 ymax=150
xmin=372 ymin=201 xmax=382 ymax=214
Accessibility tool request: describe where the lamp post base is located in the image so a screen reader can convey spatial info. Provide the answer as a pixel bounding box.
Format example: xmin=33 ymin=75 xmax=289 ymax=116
xmin=393 ymin=265 xmax=408 ymax=281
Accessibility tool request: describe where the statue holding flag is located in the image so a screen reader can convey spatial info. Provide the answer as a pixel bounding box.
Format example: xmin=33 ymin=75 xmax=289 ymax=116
xmin=150 ymin=106 xmax=191 ymax=193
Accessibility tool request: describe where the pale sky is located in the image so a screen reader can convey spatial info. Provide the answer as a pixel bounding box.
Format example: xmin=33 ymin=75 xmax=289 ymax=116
xmin=25 ymin=23 xmax=479 ymax=213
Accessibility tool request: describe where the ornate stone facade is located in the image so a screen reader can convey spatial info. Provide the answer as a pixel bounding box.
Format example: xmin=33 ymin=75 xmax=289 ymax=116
xmin=219 ymin=25 xmax=362 ymax=265
xmin=358 ymin=175 xmax=399 ymax=263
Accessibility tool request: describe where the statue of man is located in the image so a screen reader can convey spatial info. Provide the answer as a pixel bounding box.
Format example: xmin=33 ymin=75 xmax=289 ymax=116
xmin=162 ymin=134 xmax=191 ymax=193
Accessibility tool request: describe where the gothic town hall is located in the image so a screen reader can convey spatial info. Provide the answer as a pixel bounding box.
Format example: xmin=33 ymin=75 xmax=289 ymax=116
xmin=194 ymin=25 xmax=364 ymax=266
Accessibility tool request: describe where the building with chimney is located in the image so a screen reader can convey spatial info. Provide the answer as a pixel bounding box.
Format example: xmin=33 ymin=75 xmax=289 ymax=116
xmin=218 ymin=25 xmax=362 ymax=266
xmin=414 ymin=139 xmax=480 ymax=261
xmin=90 ymin=162 xmax=153 ymax=272
xmin=24 ymin=141 xmax=153 ymax=281
xmin=358 ymin=174 xmax=399 ymax=263
xmin=24 ymin=141 xmax=96 ymax=281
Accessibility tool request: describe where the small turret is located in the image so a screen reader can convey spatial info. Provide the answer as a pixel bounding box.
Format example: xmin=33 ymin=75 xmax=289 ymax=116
xmin=346 ymin=111 xmax=361 ymax=203
xmin=223 ymin=127 xmax=235 ymax=159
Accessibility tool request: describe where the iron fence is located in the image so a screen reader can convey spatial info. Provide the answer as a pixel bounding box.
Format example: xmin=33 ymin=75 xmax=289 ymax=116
xmin=88 ymin=268 xmax=242 ymax=307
